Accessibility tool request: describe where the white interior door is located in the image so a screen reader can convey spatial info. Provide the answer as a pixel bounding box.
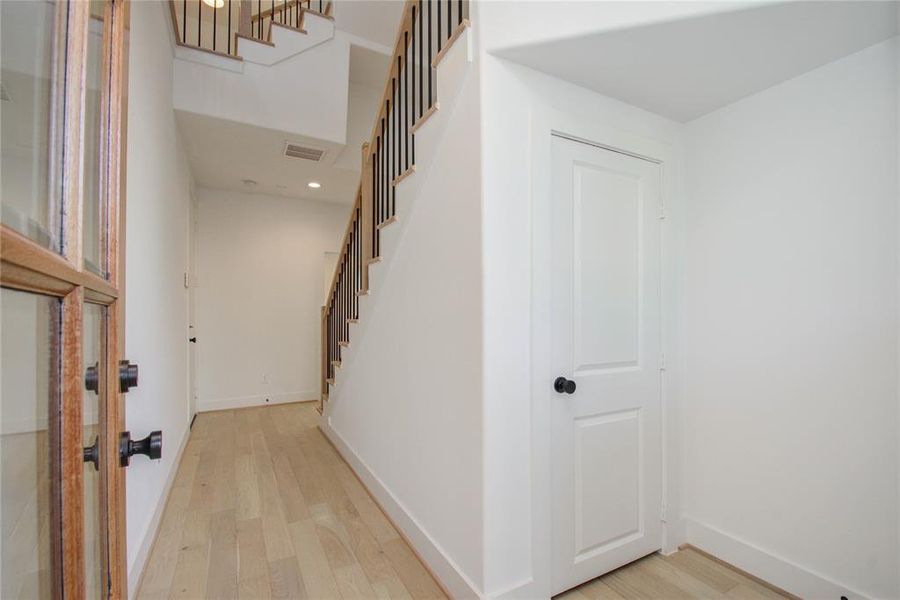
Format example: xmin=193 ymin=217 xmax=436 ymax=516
xmin=550 ymin=135 xmax=663 ymax=595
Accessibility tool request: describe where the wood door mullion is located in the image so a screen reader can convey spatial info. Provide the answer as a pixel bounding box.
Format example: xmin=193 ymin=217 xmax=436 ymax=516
xmin=61 ymin=286 xmax=86 ymax=599
xmin=103 ymin=300 xmax=126 ymax=598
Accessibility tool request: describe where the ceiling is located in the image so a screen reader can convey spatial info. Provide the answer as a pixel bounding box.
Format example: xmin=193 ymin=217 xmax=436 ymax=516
xmin=496 ymin=1 xmax=899 ymax=122
xmin=175 ymin=3 xmax=400 ymax=205
xmin=177 ymin=111 xmax=360 ymax=203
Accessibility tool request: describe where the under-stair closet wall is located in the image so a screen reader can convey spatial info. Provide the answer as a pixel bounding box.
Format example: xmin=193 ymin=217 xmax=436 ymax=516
xmin=320 ymin=23 xmax=486 ymax=598
xmin=681 ymin=37 xmax=899 ymax=599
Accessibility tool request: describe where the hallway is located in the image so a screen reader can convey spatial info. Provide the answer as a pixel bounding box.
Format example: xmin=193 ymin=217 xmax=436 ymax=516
xmin=136 ymin=403 xmax=447 ymax=599
xmin=137 ymin=403 xmax=792 ymax=600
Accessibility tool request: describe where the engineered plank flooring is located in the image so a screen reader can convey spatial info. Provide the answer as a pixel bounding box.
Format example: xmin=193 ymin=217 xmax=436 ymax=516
xmin=137 ymin=403 xmax=443 ymax=600
xmin=138 ymin=402 xmax=790 ymax=600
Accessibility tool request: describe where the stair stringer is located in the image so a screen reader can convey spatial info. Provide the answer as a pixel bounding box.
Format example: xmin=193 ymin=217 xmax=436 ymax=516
xmin=237 ymin=11 xmax=335 ymax=66
xmin=319 ymin=27 xmax=487 ymax=600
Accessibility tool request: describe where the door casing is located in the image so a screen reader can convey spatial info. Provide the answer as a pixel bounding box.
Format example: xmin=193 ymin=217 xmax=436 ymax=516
xmin=528 ymin=108 xmax=683 ymax=599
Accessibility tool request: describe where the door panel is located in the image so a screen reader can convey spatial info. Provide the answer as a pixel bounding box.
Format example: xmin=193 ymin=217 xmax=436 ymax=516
xmin=551 ymin=135 xmax=662 ymax=595
xmin=573 ymin=163 xmax=641 ymax=372
xmin=0 ymin=289 xmax=60 ymax=599
xmin=0 ymin=0 xmax=67 ymax=253
xmin=83 ymin=302 xmax=106 ymax=598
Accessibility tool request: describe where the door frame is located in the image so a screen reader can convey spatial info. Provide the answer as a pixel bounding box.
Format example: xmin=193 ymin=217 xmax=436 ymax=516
xmin=0 ymin=0 xmax=131 ymax=596
xmin=529 ymin=107 xmax=684 ymax=598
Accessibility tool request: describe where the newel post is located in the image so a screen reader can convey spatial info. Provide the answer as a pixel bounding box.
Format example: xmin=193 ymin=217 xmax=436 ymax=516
xmin=360 ymin=142 xmax=373 ymax=293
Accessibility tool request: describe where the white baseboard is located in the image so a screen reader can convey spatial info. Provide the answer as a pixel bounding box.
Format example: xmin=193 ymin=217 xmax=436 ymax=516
xmin=320 ymin=417 xmax=484 ymax=600
xmin=197 ymin=390 xmax=317 ymax=412
xmin=684 ymin=518 xmax=869 ymax=599
xmin=127 ymin=423 xmax=192 ymax=600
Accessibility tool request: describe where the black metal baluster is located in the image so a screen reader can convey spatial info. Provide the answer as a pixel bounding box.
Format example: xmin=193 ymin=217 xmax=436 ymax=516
xmin=404 ymin=33 xmax=409 ymax=173
xmin=182 ymin=0 xmax=187 ymax=43
xmin=387 ymin=82 xmax=397 ymax=218
xmin=428 ymin=0 xmax=433 ymax=108
xmin=458 ymin=0 xmax=463 ymax=25
xmin=198 ymin=0 xmax=202 ymax=47
xmin=382 ymin=112 xmax=387 ymax=225
xmin=394 ymin=67 xmax=399 ymax=213
xmin=372 ymin=146 xmax=377 ymax=258
xmin=437 ymin=0 xmax=441 ymax=53
xmin=411 ymin=4 xmax=417 ymax=164
xmin=213 ymin=0 xmax=217 ymax=52
xmin=411 ymin=5 xmax=417 ymax=121
xmin=228 ymin=0 xmax=232 ymax=54
xmin=258 ymin=0 xmax=261 ymax=38
xmin=418 ymin=1 xmax=423 ymax=119
xmin=447 ymin=0 xmax=451 ymax=38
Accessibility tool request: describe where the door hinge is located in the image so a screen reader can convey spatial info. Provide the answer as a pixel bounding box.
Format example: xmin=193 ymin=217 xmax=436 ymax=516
xmin=659 ymin=206 xmax=666 ymax=220
xmin=661 ymin=502 xmax=668 ymax=522
xmin=659 ymin=353 xmax=667 ymax=371
xmin=183 ymin=272 xmax=190 ymax=289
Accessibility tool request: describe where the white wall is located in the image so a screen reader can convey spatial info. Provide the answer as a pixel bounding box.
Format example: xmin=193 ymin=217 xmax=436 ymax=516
xmin=172 ymin=28 xmax=350 ymax=144
xmin=478 ymin=3 xmax=687 ymax=593
xmin=124 ymin=0 xmax=194 ymax=593
xmin=682 ymin=38 xmax=899 ymax=599
xmin=194 ymin=188 xmax=348 ymax=411
xmin=323 ymin=29 xmax=485 ymax=595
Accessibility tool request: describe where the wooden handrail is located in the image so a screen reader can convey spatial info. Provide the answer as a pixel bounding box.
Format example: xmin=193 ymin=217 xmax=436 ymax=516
xmin=321 ymin=0 xmax=470 ymax=404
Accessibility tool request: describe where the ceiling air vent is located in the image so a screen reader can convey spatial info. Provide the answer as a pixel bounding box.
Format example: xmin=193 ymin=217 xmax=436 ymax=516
xmin=283 ymin=143 xmax=325 ymax=162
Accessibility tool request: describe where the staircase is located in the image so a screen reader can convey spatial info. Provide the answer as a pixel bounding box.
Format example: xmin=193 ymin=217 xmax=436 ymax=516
xmin=320 ymin=0 xmax=471 ymax=410
xmin=167 ymin=0 xmax=333 ymax=60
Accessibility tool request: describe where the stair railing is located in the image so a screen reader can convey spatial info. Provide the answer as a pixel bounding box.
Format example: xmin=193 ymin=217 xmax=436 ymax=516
xmin=321 ymin=0 xmax=470 ymax=409
xmin=168 ymin=0 xmax=333 ymax=58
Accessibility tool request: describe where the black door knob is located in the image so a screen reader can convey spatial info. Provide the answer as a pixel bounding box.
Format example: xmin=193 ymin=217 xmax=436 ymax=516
xmin=554 ymin=376 xmax=576 ymax=394
xmin=189 ymin=337 xmax=197 ymax=343
xmin=83 ymin=436 xmax=100 ymax=471
xmin=119 ymin=360 xmax=139 ymax=392
xmin=85 ymin=362 xmax=99 ymax=393
xmin=119 ymin=430 xmax=162 ymax=466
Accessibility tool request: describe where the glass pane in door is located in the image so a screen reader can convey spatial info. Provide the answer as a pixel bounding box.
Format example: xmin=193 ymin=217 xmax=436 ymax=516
xmin=0 ymin=288 xmax=60 ymax=599
xmin=0 ymin=1 xmax=66 ymax=252
xmin=83 ymin=302 xmax=105 ymax=598
xmin=83 ymin=0 xmax=108 ymax=277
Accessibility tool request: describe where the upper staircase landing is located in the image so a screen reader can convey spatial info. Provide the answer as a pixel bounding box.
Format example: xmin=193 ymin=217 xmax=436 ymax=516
xmin=168 ymin=0 xmax=333 ymax=62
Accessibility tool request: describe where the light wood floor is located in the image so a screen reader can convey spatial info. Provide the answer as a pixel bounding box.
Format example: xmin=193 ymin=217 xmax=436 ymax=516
xmin=138 ymin=402 xmax=789 ymax=600
xmin=556 ymin=548 xmax=791 ymax=600
xmin=137 ymin=402 xmax=446 ymax=599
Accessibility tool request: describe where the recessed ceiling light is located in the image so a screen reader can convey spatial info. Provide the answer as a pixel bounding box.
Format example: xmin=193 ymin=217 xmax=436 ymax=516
xmin=308 ymin=182 xmax=322 ymax=189
xmin=241 ymin=179 xmax=257 ymax=187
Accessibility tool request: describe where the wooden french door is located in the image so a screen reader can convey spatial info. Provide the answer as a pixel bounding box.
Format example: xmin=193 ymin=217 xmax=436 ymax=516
xmin=1 ymin=0 xmax=130 ymax=598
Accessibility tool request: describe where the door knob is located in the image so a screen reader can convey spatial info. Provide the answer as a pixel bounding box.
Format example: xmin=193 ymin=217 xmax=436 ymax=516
xmin=83 ymin=436 xmax=100 ymax=471
xmin=85 ymin=363 xmax=99 ymax=393
xmin=119 ymin=360 xmax=139 ymax=392
xmin=554 ymin=376 xmax=576 ymax=394
xmin=119 ymin=430 xmax=162 ymax=466
xmin=189 ymin=337 xmax=197 ymax=343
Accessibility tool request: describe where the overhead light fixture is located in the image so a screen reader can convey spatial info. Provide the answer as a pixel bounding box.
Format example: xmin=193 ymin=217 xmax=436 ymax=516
xmin=308 ymin=182 xmax=322 ymax=189
xmin=202 ymin=0 xmax=225 ymax=7
xmin=241 ymin=178 xmax=258 ymax=187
